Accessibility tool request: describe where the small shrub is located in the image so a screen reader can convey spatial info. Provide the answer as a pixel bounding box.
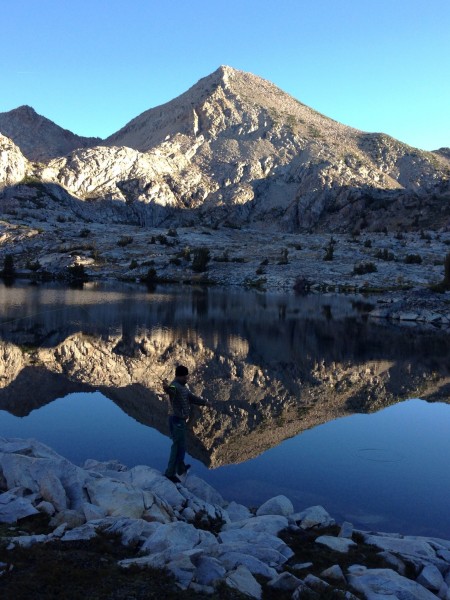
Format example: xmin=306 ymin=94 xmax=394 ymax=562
xmin=79 ymin=228 xmax=91 ymax=238
xmin=167 ymin=228 xmax=178 ymax=237
xmin=169 ymin=257 xmax=181 ymax=266
xmin=66 ymin=263 xmax=88 ymax=282
xmin=141 ymin=267 xmax=157 ymax=283
xmin=1 ymin=254 xmax=15 ymax=279
xmin=182 ymin=246 xmax=191 ymax=261
xmin=129 ymin=259 xmax=138 ymax=269
xmin=323 ymin=238 xmax=335 ymax=261
xmin=420 ymin=230 xmax=432 ymax=241
xmin=156 ymin=234 xmax=168 ymax=245
xmin=404 ymin=254 xmax=422 ymax=264
xmin=364 ymin=239 xmax=372 ymax=248
xmin=260 ymin=258 xmax=269 ymax=266
xmin=192 ymin=247 xmax=211 ymax=273
xmin=56 ymin=215 xmax=66 ymax=223
xmin=353 ymin=261 xmax=377 ymax=275
xmin=26 ymin=259 xmax=41 ymax=271
xmin=374 ymin=248 xmax=395 ymax=261
xmin=431 ymin=252 xmax=450 ymax=292
xmin=214 ymin=250 xmax=229 ymax=263
xmin=117 ymin=236 xmax=133 ymax=247
xmin=255 ymin=266 xmax=265 ymax=275
xmin=278 ymin=248 xmax=289 ymax=265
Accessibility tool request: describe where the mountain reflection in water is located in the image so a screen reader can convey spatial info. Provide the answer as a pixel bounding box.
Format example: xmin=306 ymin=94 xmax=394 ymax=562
xmin=1 ymin=281 xmax=450 ymax=536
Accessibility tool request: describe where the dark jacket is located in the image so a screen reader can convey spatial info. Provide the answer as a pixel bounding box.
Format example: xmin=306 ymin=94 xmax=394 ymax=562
xmin=165 ymin=379 xmax=208 ymax=420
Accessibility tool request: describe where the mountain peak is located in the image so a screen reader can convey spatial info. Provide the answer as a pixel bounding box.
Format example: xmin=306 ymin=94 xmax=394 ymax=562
xmin=0 ymin=106 xmax=101 ymax=161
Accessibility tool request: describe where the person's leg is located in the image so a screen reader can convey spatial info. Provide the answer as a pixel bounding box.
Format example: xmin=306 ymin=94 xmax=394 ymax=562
xmin=165 ymin=417 xmax=187 ymax=478
xmin=165 ymin=417 xmax=180 ymax=478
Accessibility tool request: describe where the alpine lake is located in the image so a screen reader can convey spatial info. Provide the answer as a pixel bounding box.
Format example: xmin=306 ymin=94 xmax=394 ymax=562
xmin=1 ymin=280 xmax=449 ymax=538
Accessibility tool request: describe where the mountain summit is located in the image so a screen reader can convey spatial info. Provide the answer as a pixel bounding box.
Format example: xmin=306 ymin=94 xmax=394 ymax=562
xmin=0 ymin=66 xmax=449 ymax=231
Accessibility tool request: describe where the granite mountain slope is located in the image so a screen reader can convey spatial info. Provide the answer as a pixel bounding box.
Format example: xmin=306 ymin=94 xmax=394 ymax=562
xmin=1 ymin=66 xmax=449 ymax=231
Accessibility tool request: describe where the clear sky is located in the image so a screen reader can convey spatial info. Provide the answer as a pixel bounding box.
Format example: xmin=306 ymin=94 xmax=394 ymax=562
xmin=1 ymin=0 xmax=449 ymax=151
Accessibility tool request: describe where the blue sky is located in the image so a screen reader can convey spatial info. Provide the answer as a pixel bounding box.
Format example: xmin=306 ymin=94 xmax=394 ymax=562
xmin=1 ymin=0 xmax=449 ymax=150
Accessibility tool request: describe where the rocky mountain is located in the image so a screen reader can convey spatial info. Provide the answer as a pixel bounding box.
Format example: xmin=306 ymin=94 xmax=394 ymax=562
xmin=0 ymin=105 xmax=101 ymax=162
xmin=0 ymin=66 xmax=449 ymax=232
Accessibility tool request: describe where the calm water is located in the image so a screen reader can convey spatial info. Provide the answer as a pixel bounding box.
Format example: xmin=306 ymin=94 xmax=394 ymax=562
xmin=0 ymin=281 xmax=449 ymax=538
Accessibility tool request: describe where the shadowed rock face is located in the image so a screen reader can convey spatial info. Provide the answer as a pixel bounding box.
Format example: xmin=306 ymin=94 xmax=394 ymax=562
xmin=0 ymin=285 xmax=449 ymax=468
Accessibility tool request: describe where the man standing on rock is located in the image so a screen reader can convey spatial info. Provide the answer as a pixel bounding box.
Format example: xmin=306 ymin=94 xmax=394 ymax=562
xmin=163 ymin=365 xmax=210 ymax=483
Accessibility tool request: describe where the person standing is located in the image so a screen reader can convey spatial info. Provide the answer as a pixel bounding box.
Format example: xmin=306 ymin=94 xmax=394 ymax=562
xmin=163 ymin=365 xmax=209 ymax=483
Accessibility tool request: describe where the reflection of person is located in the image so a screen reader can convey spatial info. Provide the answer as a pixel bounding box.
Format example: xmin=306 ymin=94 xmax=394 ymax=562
xmin=163 ymin=365 xmax=210 ymax=483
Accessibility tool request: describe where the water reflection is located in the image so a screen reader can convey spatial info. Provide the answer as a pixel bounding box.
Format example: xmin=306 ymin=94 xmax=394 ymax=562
xmin=0 ymin=281 xmax=449 ymax=469
xmin=1 ymin=281 xmax=450 ymax=535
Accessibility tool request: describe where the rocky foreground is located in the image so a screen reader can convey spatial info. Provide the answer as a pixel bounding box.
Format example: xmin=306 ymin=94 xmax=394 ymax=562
xmin=1 ymin=438 xmax=450 ymax=599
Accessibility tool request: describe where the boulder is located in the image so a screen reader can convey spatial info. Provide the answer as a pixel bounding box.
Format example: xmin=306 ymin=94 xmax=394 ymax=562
xmin=349 ymin=568 xmax=439 ymax=600
xmin=140 ymin=521 xmax=217 ymax=555
xmin=321 ymin=564 xmax=346 ymax=582
xmin=268 ymin=572 xmax=303 ymax=591
xmin=315 ymin=535 xmax=356 ymax=553
xmin=0 ymin=493 xmax=39 ymax=523
xmin=36 ymin=500 xmax=56 ymax=517
xmin=225 ymin=565 xmax=262 ymax=600
xmin=416 ymin=564 xmax=444 ymax=592
xmin=100 ymin=517 xmax=161 ymax=547
xmin=216 ymin=551 xmax=277 ymax=579
xmin=49 ymin=509 xmax=86 ymax=529
xmin=363 ymin=533 xmax=437 ymax=561
xmin=183 ymin=475 xmax=226 ymax=507
xmin=256 ymin=494 xmax=294 ymax=517
xmin=223 ymin=514 xmax=289 ymax=535
xmin=61 ymin=524 xmax=97 ymax=542
xmin=338 ymin=521 xmax=354 ymax=539
xmin=128 ymin=465 xmax=185 ymax=509
xmin=193 ymin=555 xmax=226 ymax=586
xmin=224 ymin=501 xmax=252 ymax=522
xmin=85 ymin=478 xmax=146 ymax=518
xmin=292 ymin=505 xmax=335 ymax=529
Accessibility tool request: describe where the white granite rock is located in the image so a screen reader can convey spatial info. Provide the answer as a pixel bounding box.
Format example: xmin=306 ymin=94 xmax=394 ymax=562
xmin=36 ymin=500 xmax=56 ymax=517
xmin=268 ymin=571 xmax=303 ymax=591
xmin=378 ymin=550 xmax=407 ymax=575
xmin=349 ymin=568 xmax=439 ymax=600
xmin=363 ymin=533 xmax=437 ymax=561
xmin=0 ymin=493 xmax=39 ymax=523
xmin=166 ymin=554 xmax=196 ymax=590
xmin=225 ymin=564 xmax=262 ymax=600
xmin=223 ymin=514 xmax=289 ymax=535
xmin=256 ymin=495 xmax=294 ymax=517
xmin=128 ymin=465 xmax=185 ymax=509
xmin=61 ymin=524 xmax=97 ymax=541
xmin=316 ymin=535 xmax=356 ymax=553
xmin=417 ymin=564 xmax=444 ymax=592
xmin=224 ymin=501 xmax=252 ymax=522
xmin=193 ymin=555 xmax=226 ymax=586
xmin=82 ymin=502 xmax=107 ymax=521
xmin=292 ymin=505 xmax=335 ymax=529
xmin=218 ymin=528 xmax=292 ymax=555
xmin=338 ymin=521 xmax=354 ymax=539
xmin=321 ymin=564 xmax=346 ymax=582
xmin=49 ymin=509 xmax=86 ymax=529
xmin=218 ymin=551 xmax=277 ymax=579
xmin=183 ymin=475 xmax=226 ymax=507
xmin=101 ymin=517 xmax=161 ymax=547
xmin=214 ymin=541 xmax=288 ymax=567
xmin=85 ymin=478 xmax=146 ymax=519
xmin=140 ymin=521 xmax=217 ymax=555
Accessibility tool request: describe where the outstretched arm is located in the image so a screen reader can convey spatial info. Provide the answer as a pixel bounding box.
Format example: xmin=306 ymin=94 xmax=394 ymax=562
xmin=188 ymin=390 xmax=210 ymax=406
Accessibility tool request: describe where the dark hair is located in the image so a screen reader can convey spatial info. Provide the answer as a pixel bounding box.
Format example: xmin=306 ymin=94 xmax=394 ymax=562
xmin=175 ymin=365 xmax=189 ymax=377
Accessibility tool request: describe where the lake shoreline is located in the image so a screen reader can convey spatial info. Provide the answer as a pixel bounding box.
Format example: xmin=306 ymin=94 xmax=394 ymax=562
xmin=1 ymin=436 xmax=450 ymax=599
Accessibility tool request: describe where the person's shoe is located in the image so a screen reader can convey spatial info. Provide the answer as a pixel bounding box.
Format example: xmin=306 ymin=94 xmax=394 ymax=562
xmin=165 ymin=474 xmax=181 ymax=484
xmin=178 ymin=464 xmax=191 ymax=476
